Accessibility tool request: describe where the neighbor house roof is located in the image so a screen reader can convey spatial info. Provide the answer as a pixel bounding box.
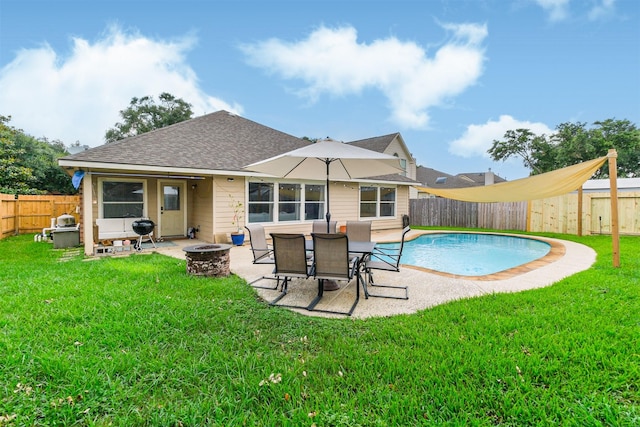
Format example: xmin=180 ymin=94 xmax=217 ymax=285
xmin=416 ymin=166 xmax=478 ymax=189
xmin=60 ymin=110 xmax=310 ymax=172
xmin=456 ymin=171 xmax=506 ymax=185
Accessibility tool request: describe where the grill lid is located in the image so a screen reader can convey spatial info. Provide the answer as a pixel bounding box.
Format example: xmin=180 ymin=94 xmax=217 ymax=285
xmin=57 ymin=214 xmax=76 ymax=227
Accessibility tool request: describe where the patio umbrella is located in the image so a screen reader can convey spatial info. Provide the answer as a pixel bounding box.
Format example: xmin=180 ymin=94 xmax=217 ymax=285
xmin=243 ymin=139 xmax=403 ymax=232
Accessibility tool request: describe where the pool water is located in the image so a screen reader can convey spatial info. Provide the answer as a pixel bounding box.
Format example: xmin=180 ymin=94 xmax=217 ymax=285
xmin=376 ymin=233 xmax=551 ymax=276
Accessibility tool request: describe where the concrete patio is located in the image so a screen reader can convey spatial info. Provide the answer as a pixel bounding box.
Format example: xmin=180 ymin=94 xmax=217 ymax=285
xmin=151 ymin=229 xmax=597 ymax=319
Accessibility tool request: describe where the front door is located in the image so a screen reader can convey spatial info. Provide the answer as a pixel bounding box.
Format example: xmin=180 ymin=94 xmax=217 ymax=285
xmin=159 ymin=181 xmax=186 ymax=237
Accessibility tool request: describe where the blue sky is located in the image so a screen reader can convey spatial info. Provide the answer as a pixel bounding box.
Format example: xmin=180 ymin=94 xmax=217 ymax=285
xmin=1 ymin=0 xmax=638 ymax=180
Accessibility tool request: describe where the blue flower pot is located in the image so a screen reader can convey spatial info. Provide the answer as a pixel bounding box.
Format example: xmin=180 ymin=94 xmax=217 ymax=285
xmin=231 ymin=233 xmax=245 ymax=246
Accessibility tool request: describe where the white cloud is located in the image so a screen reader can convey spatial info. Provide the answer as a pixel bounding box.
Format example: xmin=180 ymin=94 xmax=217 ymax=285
xmin=0 ymin=25 xmax=242 ymax=146
xmin=588 ymin=0 xmax=616 ymax=21
xmin=240 ymin=23 xmax=487 ymax=129
xmin=534 ymin=0 xmax=570 ymax=21
xmin=448 ymin=115 xmax=555 ymax=158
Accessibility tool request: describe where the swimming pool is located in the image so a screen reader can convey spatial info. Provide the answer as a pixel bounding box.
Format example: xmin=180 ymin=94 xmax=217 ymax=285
xmin=376 ymin=233 xmax=552 ymax=276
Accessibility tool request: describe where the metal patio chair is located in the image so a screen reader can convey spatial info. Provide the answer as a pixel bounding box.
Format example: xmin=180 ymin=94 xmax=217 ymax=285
xmin=313 ymin=220 xmax=337 ymax=234
xmin=245 ymin=224 xmax=279 ymax=289
xmin=309 ymin=233 xmax=361 ymax=316
xmin=269 ymin=233 xmax=313 ymax=306
xmin=363 ymin=226 xmax=410 ymax=300
xmin=346 ymin=220 xmax=371 ymax=242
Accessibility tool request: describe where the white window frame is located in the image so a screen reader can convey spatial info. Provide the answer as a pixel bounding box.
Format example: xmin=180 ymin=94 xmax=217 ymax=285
xmin=97 ymin=177 xmax=147 ymax=219
xmin=247 ymin=180 xmax=326 ymax=224
xmin=359 ymin=185 xmax=396 ymax=219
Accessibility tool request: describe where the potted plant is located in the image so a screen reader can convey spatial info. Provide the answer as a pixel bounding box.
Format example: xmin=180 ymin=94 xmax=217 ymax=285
xmin=229 ymin=195 xmax=245 ymax=245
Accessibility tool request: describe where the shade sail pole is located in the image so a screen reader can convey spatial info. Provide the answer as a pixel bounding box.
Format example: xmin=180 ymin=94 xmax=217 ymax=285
xmin=608 ymin=149 xmax=620 ymax=267
xmin=325 ymin=159 xmax=331 ymax=233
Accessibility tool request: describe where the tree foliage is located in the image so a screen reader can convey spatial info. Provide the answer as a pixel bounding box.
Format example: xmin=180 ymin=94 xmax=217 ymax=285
xmin=104 ymin=92 xmax=193 ymax=143
xmin=489 ymin=119 xmax=640 ymax=178
xmin=0 ymin=115 xmax=75 ymax=195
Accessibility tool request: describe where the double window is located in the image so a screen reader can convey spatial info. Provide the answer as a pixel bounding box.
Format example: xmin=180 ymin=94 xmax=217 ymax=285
xmin=360 ymin=186 xmax=396 ymax=218
xmin=100 ymin=179 xmax=145 ymax=218
xmin=248 ymin=182 xmax=325 ymax=223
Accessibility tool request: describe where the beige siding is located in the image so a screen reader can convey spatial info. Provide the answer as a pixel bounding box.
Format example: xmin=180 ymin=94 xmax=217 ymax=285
xmin=213 ymin=176 xmax=247 ymax=243
xmin=189 ymin=177 xmax=214 ymax=242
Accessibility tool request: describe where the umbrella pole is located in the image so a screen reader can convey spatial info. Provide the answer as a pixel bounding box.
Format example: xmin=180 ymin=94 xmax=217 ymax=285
xmin=325 ymin=160 xmax=331 ymax=233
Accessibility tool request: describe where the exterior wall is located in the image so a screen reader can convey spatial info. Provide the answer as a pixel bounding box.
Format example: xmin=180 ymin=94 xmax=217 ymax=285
xmin=382 ymin=136 xmax=418 ymax=199
xmin=188 ymin=177 xmax=214 ymax=242
xmin=213 ymin=176 xmax=246 ymax=243
xmin=220 ymin=180 xmax=410 ymax=240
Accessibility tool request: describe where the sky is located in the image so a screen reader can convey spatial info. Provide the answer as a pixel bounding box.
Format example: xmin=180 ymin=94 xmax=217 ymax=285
xmin=1 ymin=0 xmax=638 ymax=180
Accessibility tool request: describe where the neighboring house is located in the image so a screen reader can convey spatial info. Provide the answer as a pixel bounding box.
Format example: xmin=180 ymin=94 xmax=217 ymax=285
xmin=347 ymin=133 xmax=418 ymax=197
xmin=415 ymin=166 xmax=506 ymax=199
xmin=59 ymin=111 xmax=417 ymax=256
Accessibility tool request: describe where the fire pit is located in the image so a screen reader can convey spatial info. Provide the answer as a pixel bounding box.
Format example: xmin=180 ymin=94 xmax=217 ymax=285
xmin=183 ymin=244 xmax=232 ymax=277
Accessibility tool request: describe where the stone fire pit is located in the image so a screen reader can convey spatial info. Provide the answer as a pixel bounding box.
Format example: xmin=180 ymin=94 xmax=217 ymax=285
xmin=183 ymin=244 xmax=232 ymax=277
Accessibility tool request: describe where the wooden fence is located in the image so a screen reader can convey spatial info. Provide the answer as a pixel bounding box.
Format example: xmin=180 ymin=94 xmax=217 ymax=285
xmin=410 ymin=191 xmax=640 ymax=235
xmin=410 ymin=198 xmax=528 ymax=231
xmin=0 ymin=194 xmax=80 ymax=239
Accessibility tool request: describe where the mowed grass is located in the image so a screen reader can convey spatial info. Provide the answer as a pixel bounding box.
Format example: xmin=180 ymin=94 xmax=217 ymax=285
xmin=0 ymin=232 xmax=638 ymax=426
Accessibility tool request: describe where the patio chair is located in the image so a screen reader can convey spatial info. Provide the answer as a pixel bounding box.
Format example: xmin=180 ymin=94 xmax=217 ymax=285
xmin=269 ymin=233 xmax=313 ymax=306
xmin=346 ymin=220 xmax=371 ymax=242
xmin=309 ymin=233 xmax=360 ymax=316
xmin=245 ymin=224 xmax=279 ymax=289
xmin=363 ymin=226 xmax=410 ymax=300
xmin=313 ymin=220 xmax=337 ymax=234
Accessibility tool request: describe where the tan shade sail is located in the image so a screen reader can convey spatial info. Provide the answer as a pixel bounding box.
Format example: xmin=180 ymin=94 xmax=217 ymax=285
xmin=417 ymin=156 xmax=608 ymax=202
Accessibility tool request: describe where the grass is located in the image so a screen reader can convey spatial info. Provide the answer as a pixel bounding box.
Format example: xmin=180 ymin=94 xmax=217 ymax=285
xmin=0 ymin=231 xmax=638 ymax=426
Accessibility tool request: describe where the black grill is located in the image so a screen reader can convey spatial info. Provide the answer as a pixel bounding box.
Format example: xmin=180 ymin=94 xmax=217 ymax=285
xmin=132 ymin=219 xmax=155 ymax=236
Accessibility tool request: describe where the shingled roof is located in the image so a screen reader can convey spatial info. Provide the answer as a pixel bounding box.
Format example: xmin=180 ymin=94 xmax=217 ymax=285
xmin=416 ymin=166 xmax=478 ymax=189
xmin=347 ymin=133 xmax=400 ymax=153
xmin=60 ymin=110 xmax=310 ymax=172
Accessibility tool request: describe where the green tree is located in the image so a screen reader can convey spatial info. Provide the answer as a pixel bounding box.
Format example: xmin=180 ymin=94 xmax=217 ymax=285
xmin=487 ymin=129 xmax=554 ymax=174
xmin=105 ymin=92 xmax=193 ymax=143
xmin=489 ymin=119 xmax=640 ymax=178
xmin=0 ymin=115 xmax=76 ymax=195
xmin=0 ymin=116 xmax=34 ymax=193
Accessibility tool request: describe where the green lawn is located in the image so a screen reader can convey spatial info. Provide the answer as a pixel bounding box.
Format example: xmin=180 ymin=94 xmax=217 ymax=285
xmin=0 ymin=232 xmax=638 ymax=426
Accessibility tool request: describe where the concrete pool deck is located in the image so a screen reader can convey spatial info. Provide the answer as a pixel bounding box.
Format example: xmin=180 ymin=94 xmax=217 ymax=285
xmin=155 ymin=229 xmax=596 ymax=319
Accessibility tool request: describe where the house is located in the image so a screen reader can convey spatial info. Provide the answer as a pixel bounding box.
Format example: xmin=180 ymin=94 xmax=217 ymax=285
xmin=415 ymin=166 xmax=506 ymax=199
xmin=59 ymin=111 xmax=417 ymax=256
xmin=347 ymin=133 xmax=418 ymax=197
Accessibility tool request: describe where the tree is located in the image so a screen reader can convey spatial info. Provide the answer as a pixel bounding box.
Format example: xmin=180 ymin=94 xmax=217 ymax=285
xmin=105 ymin=92 xmax=194 ymax=143
xmin=0 ymin=115 xmax=34 ymax=193
xmin=487 ymin=129 xmax=554 ymax=174
xmin=488 ymin=119 xmax=640 ymax=178
xmin=0 ymin=115 xmax=76 ymax=195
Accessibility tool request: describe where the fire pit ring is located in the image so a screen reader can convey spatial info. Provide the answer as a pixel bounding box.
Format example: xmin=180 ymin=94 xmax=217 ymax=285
xmin=183 ymin=244 xmax=232 ymax=277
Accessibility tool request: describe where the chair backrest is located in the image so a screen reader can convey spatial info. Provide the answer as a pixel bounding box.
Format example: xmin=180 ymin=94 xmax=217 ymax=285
xmin=270 ymin=233 xmax=310 ymax=278
xmin=313 ymin=220 xmax=337 ymax=234
xmin=312 ymin=233 xmax=352 ymax=281
xmin=245 ymin=224 xmax=271 ymax=263
xmin=346 ymin=220 xmax=371 ymax=242
xmin=370 ymin=225 xmax=410 ymax=270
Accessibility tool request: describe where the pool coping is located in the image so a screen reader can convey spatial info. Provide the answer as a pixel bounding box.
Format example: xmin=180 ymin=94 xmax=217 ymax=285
xmin=398 ymin=231 xmax=566 ymax=281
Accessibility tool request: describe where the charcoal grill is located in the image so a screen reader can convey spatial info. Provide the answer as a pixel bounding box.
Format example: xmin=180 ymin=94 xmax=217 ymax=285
xmin=132 ymin=219 xmax=157 ymax=251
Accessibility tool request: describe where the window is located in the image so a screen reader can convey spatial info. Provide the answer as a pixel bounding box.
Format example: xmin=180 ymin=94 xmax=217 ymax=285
xmin=248 ymin=181 xmax=325 ymax=223
xmin=359 ymin=186 xmax=396 ymax=218
xmin=304 ymin=184 xmax=325 ymax=220
xmin=101 ymin=180 xmax=144 ymax=218
xmin=278 ymin=183 xmax=301 ymax=221
xmin=248 ymin=182 xmax=274 ymax=223
xmin=394 ymin=153 xmax=408 ymax=177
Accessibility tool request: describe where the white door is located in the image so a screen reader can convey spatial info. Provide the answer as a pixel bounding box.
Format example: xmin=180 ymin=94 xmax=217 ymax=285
xmin=159 ymin=181 xmax=186 ymax=237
